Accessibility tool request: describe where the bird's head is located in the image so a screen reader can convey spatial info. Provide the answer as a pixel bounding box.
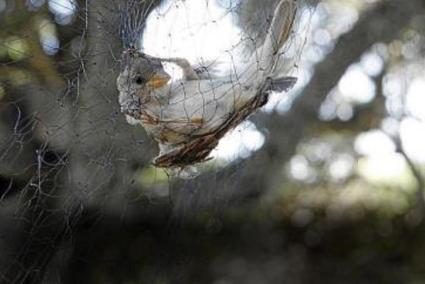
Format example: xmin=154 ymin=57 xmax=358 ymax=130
xmin=117 ymin=51 xmax=171 ymax=99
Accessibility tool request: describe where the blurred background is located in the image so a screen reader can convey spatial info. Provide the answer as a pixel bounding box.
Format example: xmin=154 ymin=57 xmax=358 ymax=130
xmin=1 ymin=0 xmax=425 ymax=283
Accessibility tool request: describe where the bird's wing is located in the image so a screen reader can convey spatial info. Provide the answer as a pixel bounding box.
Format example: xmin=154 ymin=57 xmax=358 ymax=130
xmin=159 ymin=57 xmax=199 ymax=80
xmin=152 ymin=78 xmax=274 ymax=168
xmin=268 ymin=76 xmax=297 ymax=93
xmin=150 ymin=76 xmax=297 ymax=139
xmin=150 ymin=78 xmax=250 ymax=136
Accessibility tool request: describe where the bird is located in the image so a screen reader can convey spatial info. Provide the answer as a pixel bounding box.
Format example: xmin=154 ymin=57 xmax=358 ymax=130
xmin=117 ymin=0 xmax=297 ymax=169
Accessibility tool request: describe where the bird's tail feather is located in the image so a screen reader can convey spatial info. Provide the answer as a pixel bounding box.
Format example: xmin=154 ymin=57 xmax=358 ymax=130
xmin=270 ymin=76 xmax=297 ymax=92
xmin=259 ymin=0 xmax=297 ymax=74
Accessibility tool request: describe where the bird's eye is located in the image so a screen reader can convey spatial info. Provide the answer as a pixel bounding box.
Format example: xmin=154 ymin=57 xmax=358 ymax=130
xmin=135 ymin=76 xmax=146 ymax=85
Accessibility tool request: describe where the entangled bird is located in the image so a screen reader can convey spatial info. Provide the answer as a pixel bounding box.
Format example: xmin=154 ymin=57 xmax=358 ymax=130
xmin=117 ymin=0 xmax=298 ymax=170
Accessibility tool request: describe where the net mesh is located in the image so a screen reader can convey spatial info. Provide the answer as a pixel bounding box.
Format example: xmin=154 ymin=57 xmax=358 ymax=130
xmin=4 ymin=0 xmax=425 ymax=283
xmin=0 ymin=0 xmax=313 ymax=282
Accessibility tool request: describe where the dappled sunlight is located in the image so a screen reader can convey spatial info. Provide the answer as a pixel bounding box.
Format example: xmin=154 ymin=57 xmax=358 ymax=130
xmin=36 ymin=18 xmax=60 ymax=55
xmin=406 ymin=78 xmax=425 ymax=120
xmin=338 ymin=65 xmax=376 ymax=104
xmin=48 ymin=0 xmax=76 ymax=16
xmin=357 ymin=154 xmax=415 ymax=190
xmin=2 ymin=0 xmax=425 ymax=282
xmin=400 ymin=118 xmax=425 ymax=163
xmin=47 ymin=0 xmax=76 ymax=24
xmin=354 ymin=129 xmax=396 ymax=156
xmin=360 ymin=49 xmax=385 ymax=77
xmin=286 ymin=1 xmax=425 ymax=209
xmin=328 ymin=153 xmax=355 ymax=182
xmin=210 ymin=121 xmax=266 ymax=163
xmin=289 ymin=154 xmax=317 ymax=183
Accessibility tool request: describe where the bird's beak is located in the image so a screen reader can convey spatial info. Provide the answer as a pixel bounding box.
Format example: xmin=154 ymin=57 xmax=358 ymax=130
xmin=147 ymin=72 xmax=171 ymax=89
